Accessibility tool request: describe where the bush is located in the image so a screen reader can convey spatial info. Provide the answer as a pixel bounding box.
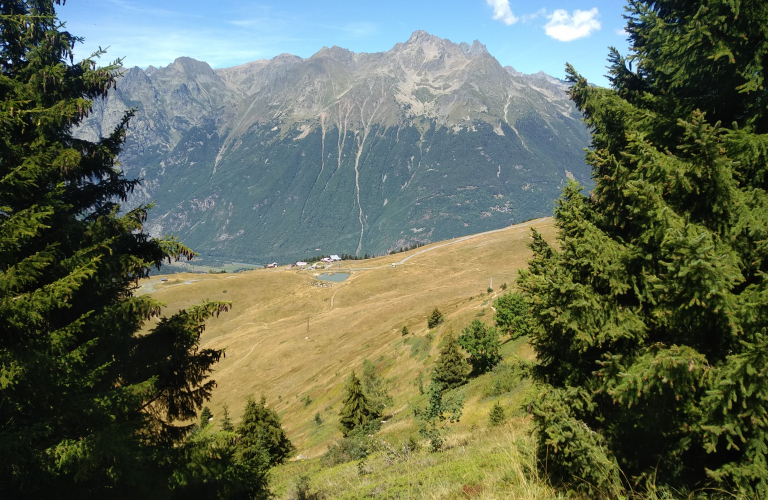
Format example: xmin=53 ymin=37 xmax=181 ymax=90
xmin=414 ymin=381 xmax=464 ymax=453
xmin=458 ymin=320 xmax=501 ymax=375
xmin=401 ymin=325 xmax=410 ymax=336
xmin=409 ymin=336 xmax=431 ymax=357
xmin=482 ymin=363 xmax=523 ymax=398
xmin=321 ymin=433 xmax=374 ymax=467
xmin=291 ymin=474 xmax=324 ymax=500
xmin=493 ymin=292 xmax=531 ymax=339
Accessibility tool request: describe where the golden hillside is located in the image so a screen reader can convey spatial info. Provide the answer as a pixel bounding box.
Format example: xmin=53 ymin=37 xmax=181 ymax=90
xmin=140 ymin=217 xmax=555 ymax=457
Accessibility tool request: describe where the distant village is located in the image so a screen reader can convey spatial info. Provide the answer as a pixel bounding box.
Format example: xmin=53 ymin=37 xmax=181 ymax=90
xmin=264 ymin=254 xmax=342 ymax=269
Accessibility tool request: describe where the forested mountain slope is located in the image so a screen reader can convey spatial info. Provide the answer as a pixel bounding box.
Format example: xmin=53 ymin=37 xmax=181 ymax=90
xmin=78 ymin=31 xmax=590 ymax=263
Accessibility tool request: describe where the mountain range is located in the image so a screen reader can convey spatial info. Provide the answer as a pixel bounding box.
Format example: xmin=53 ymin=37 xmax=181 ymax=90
xmin=78 ymin=30 xmax=592 ymax=264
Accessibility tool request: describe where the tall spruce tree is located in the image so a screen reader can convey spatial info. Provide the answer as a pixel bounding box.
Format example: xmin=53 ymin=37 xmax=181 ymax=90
xmin=236 ymin=396 xmax=294 ymax=467
xmin=0 ymin=2 xmax=230 ymax=497
xmin=431 ymin=334 xmax=468 ymax=390
xmin=338 ymin=371 xmax=379 ymax=437
xmin=518 ymin=0 xmax=768 ymax=497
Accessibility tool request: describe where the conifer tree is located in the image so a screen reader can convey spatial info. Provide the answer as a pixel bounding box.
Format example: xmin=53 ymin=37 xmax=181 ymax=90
xmin=220 ymin=404 xmax=234 ymax=432
xmin=338 ymin=371 xmax=379 ymax=437
xmin=199 ymin=407 xmax=213 ymax=428
xmin=0 ymin=2 xmax=230 ymax=497
xmin=361 ymin=359 xmax=394 ymax=418
xmin=458 ymin=319 xmax=501 ymax=375
xmin=488 ymin=401 xmax=505 ymax=427
xmin=236 ymin=396 xmax=294 ymax=467
xmin=170 ymin=424 xmax=271 ymax=500
xmin=431 ymin=334 xmax=468 ymax=390
xmin=427 ymin=308 xmax=444 ymax=329
xmin=518 ymin=0 xmax=768 ymax=496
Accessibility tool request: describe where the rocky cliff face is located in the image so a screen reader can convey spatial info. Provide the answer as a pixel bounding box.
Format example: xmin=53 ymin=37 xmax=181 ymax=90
xmin=78 ymin=31 xmax=591 ymax=264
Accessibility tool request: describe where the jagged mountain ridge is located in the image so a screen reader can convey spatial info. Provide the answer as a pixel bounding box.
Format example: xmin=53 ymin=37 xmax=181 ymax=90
xmin=78 ymin=30 xmax=591 ymax=264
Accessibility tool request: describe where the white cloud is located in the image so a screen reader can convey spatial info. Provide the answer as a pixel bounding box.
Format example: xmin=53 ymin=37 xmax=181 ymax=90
xmin=615 ymin=27 xmax=629 ymax=36
xmin=486 ymin=0 xmax=518 ymax=25
xmin=544 ymin=8 xmax=601 ymax=41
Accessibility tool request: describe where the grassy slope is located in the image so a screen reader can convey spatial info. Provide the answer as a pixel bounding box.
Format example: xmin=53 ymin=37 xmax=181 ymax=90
xmin=140 ymin=218 xmax=558 ymax=498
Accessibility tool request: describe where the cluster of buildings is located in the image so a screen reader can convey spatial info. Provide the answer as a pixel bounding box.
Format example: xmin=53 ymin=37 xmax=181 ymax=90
xmin=265 ymin=254 xmax=342 ymax=270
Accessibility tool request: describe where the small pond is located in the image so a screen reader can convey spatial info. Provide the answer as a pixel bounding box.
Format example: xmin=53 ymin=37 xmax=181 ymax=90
xmin=316 ymin=272 xmax=350 ymax=282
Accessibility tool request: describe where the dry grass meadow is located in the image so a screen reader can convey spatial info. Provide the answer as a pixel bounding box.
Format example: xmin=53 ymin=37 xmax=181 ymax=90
xmin=140 ymin=218 xmax=559 ymax=498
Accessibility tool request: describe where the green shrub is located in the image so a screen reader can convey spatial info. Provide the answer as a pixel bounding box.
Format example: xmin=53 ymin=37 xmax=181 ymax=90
xmin=482 ymin=363 xmax=523 ymax=398
xmin=292 ymin=474 xmax=324 ymax=500
xmin=409 ymin=336 xmax=430 ymax=357
xmin=458 ymin=320 xmax=501 ymax=376
xmin=321 ymin=433 xmax=373 ymax=467
xmin=493 ymin=292 xmax=531 ymax=339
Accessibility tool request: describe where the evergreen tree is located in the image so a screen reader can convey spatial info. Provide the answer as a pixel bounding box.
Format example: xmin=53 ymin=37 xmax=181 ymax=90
xmin=220 ymin=404 xmax=234 ymax=432
xmin=493 ymin=292 xmax=532 ymax=339
xmin=0 ymin=2 xmax=230 ymax=497
xmin=199 ymin=407 xmax=213 ymax=428
xmin=236 ymin=396 xmax=294 ymax=467
xmin=338 ymin=371 xmax=379 ymax=437
xmin=518 ymin=0 xmax=768 ymax=497
xmin=431 ymin=334 xmax=468 ymax=390
xmin=427 ymin=308 xmax=444 ymax=329
xmin=361 ymin=359 xmax=394 ymax=418
xmin=488 ymin=401 xmax=505 ymax=427
xmin=457 ymin=320 xmax=501 ymax=375
xmin=170 ymin=424 xmax=271 ymax=500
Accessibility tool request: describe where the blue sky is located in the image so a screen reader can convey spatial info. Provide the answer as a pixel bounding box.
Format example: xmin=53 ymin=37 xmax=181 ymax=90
xmin=59 ymin=0 xmax=631 ymax=87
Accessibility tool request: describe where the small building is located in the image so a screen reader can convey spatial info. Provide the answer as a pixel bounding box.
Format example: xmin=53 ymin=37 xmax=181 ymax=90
xmin=161 ymin=277 xmax=168 ymax=282
xmin=330 ymin=255 xmax=341 ymax=261
xmin=320 ymin=257 xmax=331 ymax=263
xmin=296 ymin=261 xmax=308 ymax=267
xmin=265 ymin=262 xmax=278 ymax=268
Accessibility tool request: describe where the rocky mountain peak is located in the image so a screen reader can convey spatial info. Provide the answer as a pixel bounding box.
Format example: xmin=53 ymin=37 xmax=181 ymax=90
xmin=405 ymin=30 xmax=437 ymax=45
xmin=169 ymin=57 xmax=217 ymax=78
xmin=459 ymin=40 xmax=489 ymax=57
xmin=311 ymin=45 xmax=358 ymax=68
